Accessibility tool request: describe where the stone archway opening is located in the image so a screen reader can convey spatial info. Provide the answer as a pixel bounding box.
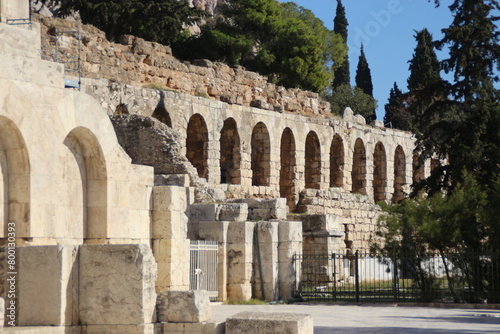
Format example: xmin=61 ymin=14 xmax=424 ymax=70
xmin=64 ymin=127 xmax=107 ymax=242
xmin=114 ymin=103 xmax=129 ymax=116
xmin=393 ymin=145 xmax=406 ymax=203
xmin=0 ymin=116 xmax=30 ymax=240
xmin=330 ymin=134 xmax=344 ymax=188
xmin=251 ymin=122 xmax=271 ymax=186
xmin=373 ymin=142 xmax=387 ymax=203
xmin=186 ymin=114 xmax=209 ymax=180
xmin=412 ymin=151 xmax=425 ymax=185
xmin=152 ymin=106 xmax=172 ymax=127
xmin=305 ymin=131 xmax=321 ymax=189
xmin=220 ymin=118 xmax=241 ymax=185
xmin=352 ymin=138 xmax=367 ymax=194
xmin=280 ymin=128 xmax=296 ymax=210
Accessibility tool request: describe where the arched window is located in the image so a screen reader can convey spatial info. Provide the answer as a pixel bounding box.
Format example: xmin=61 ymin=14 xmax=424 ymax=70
xmin=305 ymin=131 xmax=321 ymax=189
xmin=152 ymin=106 xmax=172 ymax=127
xmin=220 ymin=118 xmax=241 ymax=184
xmin=393 ymin=145 xmax=406 ymax=203
xmin=373 ymin=142 xmax=387 ymax=202
xmin=280 ymin=128 xmax=296 ymax=210
xmin=186 ymin=114 xmax=209 ymax=179
xmin=330 ymin=134 xmax=344 ymax=188
xmin=64 ymin=127 xmax=107 ymax=242
xmin=352 ymin=138 xmax=367 ymax=194
xmin=251 ymin=122 xmax=271 ymax=186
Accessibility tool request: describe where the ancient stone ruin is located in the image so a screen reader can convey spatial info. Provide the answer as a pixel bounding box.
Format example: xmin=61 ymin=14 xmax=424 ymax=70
xmin=0 ymin=0 xmax=436 ymax=332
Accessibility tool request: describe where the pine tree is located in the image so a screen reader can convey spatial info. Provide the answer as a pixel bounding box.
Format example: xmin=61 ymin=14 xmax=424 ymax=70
xmin=408 ymin=29 xmax=441 ymax=92
xmin=332 ymin=0 xmax=349 ymax=89
xmin=416 ymin=0 xmax=500 ymax=193
xmin=355 ymin=45 xmax=375 ymax=121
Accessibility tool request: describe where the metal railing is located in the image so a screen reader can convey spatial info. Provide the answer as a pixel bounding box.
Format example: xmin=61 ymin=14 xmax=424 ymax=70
xmin=293 ymin=251 xmax=500 ymax=304
xmin=189 ymin=240 xmax=218 ymax=300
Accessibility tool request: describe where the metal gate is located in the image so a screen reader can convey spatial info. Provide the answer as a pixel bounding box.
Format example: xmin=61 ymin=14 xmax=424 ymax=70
xmin=293 ymin=251 xmax=500 ymax=303
xmin=189 ymin=240 xmax=218 ymax=300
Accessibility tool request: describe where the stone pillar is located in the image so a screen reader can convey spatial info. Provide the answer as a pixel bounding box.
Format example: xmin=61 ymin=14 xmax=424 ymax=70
xmin=227 ymin=221 xmax=255 ymax=301
xmin=79 ymin=244 xmax=157 ymax=326
xmin=253 ymin=221 xmax=279 ymax=301
xmin=18 ymin=245 xmax=79 ymax=326
xmin=188 ymin=221 xmax=229 ymax=301
xmin=278 ymin=221 xmax=303 ymax=301
xmin=152 ymin=186 xmax=190 ymax=292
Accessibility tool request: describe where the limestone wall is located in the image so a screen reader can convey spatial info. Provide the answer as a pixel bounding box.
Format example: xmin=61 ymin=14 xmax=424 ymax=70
xmin=36 ymin=15 xmax=331 ymax=117
xmin=0 ymin=21 xmax=154 ymax=246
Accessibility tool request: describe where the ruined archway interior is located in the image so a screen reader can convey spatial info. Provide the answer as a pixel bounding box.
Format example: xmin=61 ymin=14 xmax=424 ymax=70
xmin=305 ymin=131 xmax=321 ymax=189
xmin=330 ymin=134 xmax=344 ymax=188
xmin=352 ymin=138 xmax=367 ymax=194
xmin=152 ymin=106 xmax=172 ymax=127
xmin=220 ymin=118 xmax=241 ymax=185
xmin=373 ymin=142 xmax=387 ymax=203
xmin=393 ymin=146 xmax=406 ymax=203
xmin=280 ymin=128 xmax=296 ymax=210
xmin=412 ymin=151 xmax=425 ymax=185
xmin=186 ymin=114 xmax=209 ymax=179
xmin=251 ymin=122 xmax=271 ymax=186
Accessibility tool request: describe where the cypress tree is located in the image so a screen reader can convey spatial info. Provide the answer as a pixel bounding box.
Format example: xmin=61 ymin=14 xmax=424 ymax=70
xmin=408 ymin=29 xmax=441 ymax=91
xmin=384 ymin=82 xmax=410 ymax=130
xmin=355 ymin=45 xmax=375 ymax=121
xmin=332 ymin=0 xmax=349 ymax=88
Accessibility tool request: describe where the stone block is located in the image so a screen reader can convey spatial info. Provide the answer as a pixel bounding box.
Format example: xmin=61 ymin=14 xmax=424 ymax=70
xmin=254 ymin=221 xmax=279 ymax=301
xmin=154 ymin=238 xmax=190 ymax=292
xmin=226 ymin=312 xmax=313 ymax=334
xmin=18 ymin=245 xmax=79 ymax=326
xmin=188 ymin=204 xmax=218 ymax=223
xmin=79 ymin=244 xmax=157 ymax=325
xmin=227 ymin=221 xmax=255 ymax=301
xmin=0 ymin=297 xmax=4 ymax=328
xmin=83 ymin=324 xmax=155 ymax=334
xmin=230 ymin=198 xmax=287 ymax=220
xmin=288 ymin=214 xmax=340 ymax=232
xmin=354 ymin=114 xmax=366 ymax=124
xmin=278 ymin=221 xmax=303 ymax=300
xmin=156 ymin=290 xmax=211 ymax=323
xmin=156 ymin=321 xmax=225 ymax=334
xmin=219 ymin=203 xmax=248 ymax=221
xmin=154 ymin=174 xmax=190 ymax=187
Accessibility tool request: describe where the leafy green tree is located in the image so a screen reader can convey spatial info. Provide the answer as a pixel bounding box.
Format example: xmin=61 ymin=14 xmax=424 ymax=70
xmin=332 ymin=0 xmax=350 ymax=89
xmin=328 ymin=83 xmax=377 ymax=119
xmin=355 ymin=45 xmax=375 ymax=121
xmin=58 ymin=0 xmax=205 ymax=45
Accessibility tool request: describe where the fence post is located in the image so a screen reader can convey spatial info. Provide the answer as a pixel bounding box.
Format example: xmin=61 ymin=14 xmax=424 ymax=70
xmin=355 ymin=250 xmax=360 ymax=302
xmin=392 ymin=249 xmax=398 ymax=302
xmin=332 ymin=253 xmax=337 ymax=302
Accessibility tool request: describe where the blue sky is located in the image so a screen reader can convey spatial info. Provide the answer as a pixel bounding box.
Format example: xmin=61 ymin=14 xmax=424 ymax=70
xmin=289 ymin=0 xmax=455 ymax=120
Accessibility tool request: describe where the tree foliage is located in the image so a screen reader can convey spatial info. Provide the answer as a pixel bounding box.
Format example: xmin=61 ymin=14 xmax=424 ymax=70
xmin=327 ymin=83 xmax=377 ymax=120
xmin=58 ymin=0 xmax=206 ymax=45
xmin=355 ymin=45 xmax=375 ymax=121
xmin=384 ymin=82 xmax=413 ymax=130
xmin=180 ymin=0 xmax=347 ymax=93
xmin=332 ymin=0 xmax=350 ymax=89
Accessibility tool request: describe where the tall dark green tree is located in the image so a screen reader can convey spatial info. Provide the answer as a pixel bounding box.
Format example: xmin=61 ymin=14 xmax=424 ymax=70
xmin=416 ymin=0 xmax=500 ymax=193
xmin=332 ymin=0 xmax=349 ymax=89
xmin=58 ymin=0 xmax=205 ymax=45
xmin=384 ymin=82 xmax=412 ymax=130
xmin=355 ymin=45 xmax=375 ymax=121
xmin=408 ymin=29 xmax=442 ymax=92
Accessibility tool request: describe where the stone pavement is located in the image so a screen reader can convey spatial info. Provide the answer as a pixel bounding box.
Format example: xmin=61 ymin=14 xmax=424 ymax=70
xmin=211 ymin=303 xmax=500 ymax=333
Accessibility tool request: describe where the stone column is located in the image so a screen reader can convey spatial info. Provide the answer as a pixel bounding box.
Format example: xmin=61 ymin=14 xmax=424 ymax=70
xmin=278 ymin=221 xmax=303 ymax=301
xmin=152 ymin=186 xmax=190 ymax=292
xmin=227 ymin=221 xmax=255 ymax=301
xmin=253 ymin=221 xmax=279 ymax=301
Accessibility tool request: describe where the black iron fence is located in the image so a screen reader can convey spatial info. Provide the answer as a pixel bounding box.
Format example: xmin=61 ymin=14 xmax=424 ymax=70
xmin=293 ymin=251 xmax=500 ymax=304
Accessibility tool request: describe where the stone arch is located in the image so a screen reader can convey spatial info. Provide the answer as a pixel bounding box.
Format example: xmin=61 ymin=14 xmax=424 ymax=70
xmin=305 ymin=131 xmax=321 ymax=189
xmin=352 ymin=138 xmax=367 ymax=194
xmin=412 ymin=151 xmax=425 ymax=185
xmin=152 ymin=106 xmax=172 ymax=127
xmin=373 ymin=142 xmax=387 ymax=202
xmin=186 ymin=114 xmax=209 ymax=179
xmin=330 ymin=134 xmax=344 ymax=188
xmin=64 ymin=127 xmax=107 ymax=242
xmin=114 ymin=103 xmax=129 ymax=116
xmin=220 ymin=118 xmax=241 ymax=184
xmin=251 ymin=122 xmax=271 ymax=186
xmin=280 ymin=128 xmax=296 ymax=210
xmin=393 ymin=145 xmax=406 ymax=203
xmin=0 ymin=116 xmax=30 ymax=239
